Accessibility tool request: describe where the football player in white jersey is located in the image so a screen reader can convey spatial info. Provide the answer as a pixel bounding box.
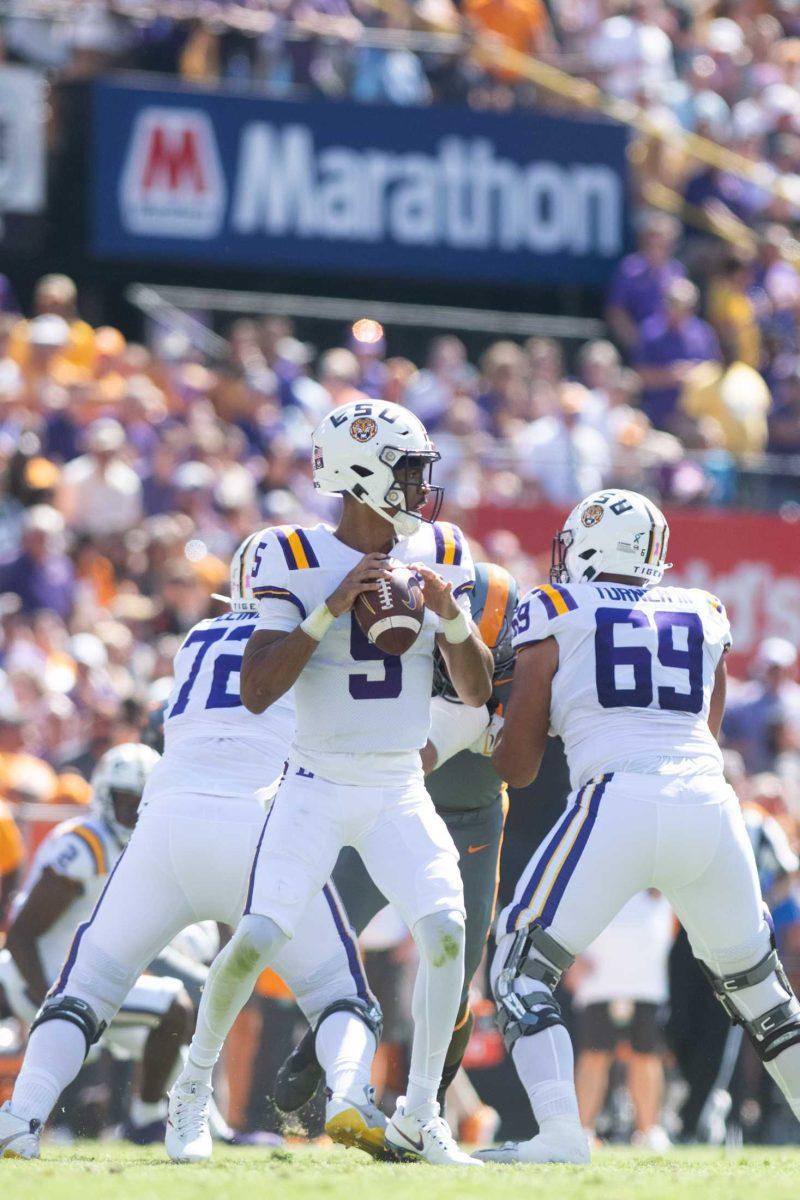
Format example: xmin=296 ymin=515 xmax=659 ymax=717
xmin=175 ymin=399 xmax=493 ymax=1166
xmin=0 ymin=536 xmax=383 ymax=1162
xmin=0 ymin=745 xmax=196 ymax=1141
xmin=475 ymin=490 xmax=800 ymax=1165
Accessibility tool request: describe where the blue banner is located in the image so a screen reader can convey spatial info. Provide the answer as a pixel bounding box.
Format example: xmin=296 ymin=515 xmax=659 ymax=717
xmin=91 ymin=79 xmax=630 ymax=286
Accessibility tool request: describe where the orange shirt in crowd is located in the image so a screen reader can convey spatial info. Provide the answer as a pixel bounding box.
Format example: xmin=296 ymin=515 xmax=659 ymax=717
xmin=465 ymin=0 xmax=550 ymax=80
xmin=9 ymin=318 xmax=97 ymax=376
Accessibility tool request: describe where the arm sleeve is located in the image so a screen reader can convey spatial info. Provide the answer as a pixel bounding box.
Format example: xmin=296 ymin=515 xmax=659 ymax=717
xmin=250 ymin=531 xmax=308 ymax=634
xmin=426 ymin=695 xmax=490 ymax=769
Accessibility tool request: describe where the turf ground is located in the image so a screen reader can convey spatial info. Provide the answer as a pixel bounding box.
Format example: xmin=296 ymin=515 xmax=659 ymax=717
xmin=3 ymin=1143 xmax=800 ymax=1200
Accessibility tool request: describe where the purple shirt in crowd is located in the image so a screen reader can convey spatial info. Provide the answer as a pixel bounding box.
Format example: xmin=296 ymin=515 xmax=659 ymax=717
xmin=0 ymin=552 xmax=75 ymax=620
xmin=634 ymin=313 xmax=721 ymax=428
xmin=607 ymin=253 xmax=686 ymax=327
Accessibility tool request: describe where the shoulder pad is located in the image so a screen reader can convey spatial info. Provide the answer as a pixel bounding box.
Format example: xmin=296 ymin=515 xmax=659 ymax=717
xmin=512 ymin=583 xmax=580 ymax=649
xmin=432 ymin=522 xmax=466 ymax=567
xmin=47 ymin=821 xmax=108 ymax=879
xmin=703 ymin=591 xmax=726 ymax=617
xmin=530 ymin=584 xmax=579 ymax=620
xmin=268 ymin=525 xmax=320 ymax=572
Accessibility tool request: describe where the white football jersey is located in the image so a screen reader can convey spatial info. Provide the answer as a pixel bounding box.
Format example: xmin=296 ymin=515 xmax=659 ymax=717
xmin=513 ymin=581 xmax=732 ymax=790
xmin=250 ymin=521 xmax=475 ymax=785
xmin=11 ymin=816 xmax=122 ymax=983
xmin=153 ymin=610 xmax=294 ymax=799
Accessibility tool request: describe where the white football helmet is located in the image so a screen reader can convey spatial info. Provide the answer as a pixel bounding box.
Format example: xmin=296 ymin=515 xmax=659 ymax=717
xmin=312 ymin=400 xmax=442 ymax=538
xmin=229 ymin=528 xmax=266 ymax=612
xmin=90 ymin=743 xmax=160 ymax=846
xmin=551 ymin=490 xmax=671 ymax=586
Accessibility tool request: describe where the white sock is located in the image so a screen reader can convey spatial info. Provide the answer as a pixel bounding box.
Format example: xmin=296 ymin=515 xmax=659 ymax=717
xmin=511 ymin=1023 xmax=581 ymax=1127
xmin=315 ymin=1011 xmax=376 ymax=1101
xmin=11 ymin=1021 xmax=87 ymax=1123
xmin=130 ymin=1096 xmax=167 ymax=1125
xmin=405 ymin=911 xmax=465 ymax=1116
xmin=180 ymin=916 xmax=287 ymax=1087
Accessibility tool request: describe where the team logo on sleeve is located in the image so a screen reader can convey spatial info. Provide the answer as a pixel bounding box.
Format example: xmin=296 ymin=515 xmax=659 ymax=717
xmin=350 ymin=417 xmax=378 ymax=442
xmin=581 ymin=503 xmax=605 ymax=528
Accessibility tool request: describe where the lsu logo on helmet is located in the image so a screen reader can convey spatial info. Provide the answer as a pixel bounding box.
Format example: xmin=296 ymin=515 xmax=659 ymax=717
xmin=350 ymin=417 xmax=378 ymax=443
xmin=581 ymin=503 xmax=605 ymax=528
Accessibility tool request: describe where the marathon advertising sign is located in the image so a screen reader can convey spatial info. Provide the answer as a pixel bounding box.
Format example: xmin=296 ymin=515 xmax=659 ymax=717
xmin=90 ymin=79 xmax=629 ymax=286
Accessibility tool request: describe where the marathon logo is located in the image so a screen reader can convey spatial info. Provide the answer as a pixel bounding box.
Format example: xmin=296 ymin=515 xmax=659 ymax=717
xmin=120 ymin=108 xmax=226 ymax=238
xmin=231 ymin=124 xmax=622 ymax=257
xmin=118 ymin=110 xmax=622 ymax=258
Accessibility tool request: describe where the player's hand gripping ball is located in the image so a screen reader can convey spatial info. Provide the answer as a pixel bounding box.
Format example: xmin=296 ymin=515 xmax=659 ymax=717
xmin=354 ymin=564 xmax=425 ymax=655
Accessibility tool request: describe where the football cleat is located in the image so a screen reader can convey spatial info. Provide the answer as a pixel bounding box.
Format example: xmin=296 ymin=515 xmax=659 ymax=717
xmin=325 ymin=1086 xmax=391 ymax=1161
xmin=165 ymin=1080 xmax=213 ymax=1164
xmin=631 ymin=1125 xmax=672 ymax=1153
xmin=0 ymin=1102 xmax=41 ymax=1160
xmin=473 ymin=1119 xmax=591 ymax=1164
xmin=273 ymin=1027 xmax=322 ymax=1113
xmin=385 ymin=1097 xmax=482 ymax=1166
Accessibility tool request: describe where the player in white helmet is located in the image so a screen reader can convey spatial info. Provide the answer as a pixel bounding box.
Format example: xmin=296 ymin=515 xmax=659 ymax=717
xmin=174 ymin=399 xmax=493 ymax=1166
xmin=475 ymin=489 xmax=800 ymax=1164
xmin=0 ymin=745 xmax=198 ymax=1144
xmin=0 ymin=534 xmax=384 ymax=1162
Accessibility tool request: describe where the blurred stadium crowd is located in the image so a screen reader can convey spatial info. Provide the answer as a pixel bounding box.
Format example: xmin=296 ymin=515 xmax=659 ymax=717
xmin=5 ymin=1 xmax=800 ymax=507
xmin=2 ymin=0 xmax=800 ymax=1153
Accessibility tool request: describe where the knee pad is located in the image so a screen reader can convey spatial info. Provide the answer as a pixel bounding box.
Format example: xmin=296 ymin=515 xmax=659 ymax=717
xmin=493 ymin=925 xmax=574 ymax=1051
xmin=57 ymin=938 xmax=138 ymax=1025
xmin=700 ymin=943 xmax=800 ymax=1063
xmin=30 ymin=995 xmax=106 ymax=1059
xmin=314 ymin=996 xmax=383 ymax=1045
xmin=414 ymin=910 xmax=466 ymax=967
xmin=232 ymin=915 xmax=287 ymax=972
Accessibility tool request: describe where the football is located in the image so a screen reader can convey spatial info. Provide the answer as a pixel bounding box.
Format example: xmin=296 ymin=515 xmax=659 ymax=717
xmin=354 ymin=565 xmax=425 ymax=656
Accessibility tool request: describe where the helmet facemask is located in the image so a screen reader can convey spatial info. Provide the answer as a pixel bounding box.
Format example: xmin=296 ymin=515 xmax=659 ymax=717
xmin=379 ymin=448 xmax=443 ymax=537
xmin=550 ymin=529 xmax=573 ymax=585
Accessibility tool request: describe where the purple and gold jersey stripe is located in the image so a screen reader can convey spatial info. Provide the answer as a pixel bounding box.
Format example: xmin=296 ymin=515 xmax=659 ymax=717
xmin=433 ymin=522 xmax=463 ymax=567
xmin=506 ymin=774 xmax=612 ymax=932
xmin=274 ymin=527 xmax=320 ymax=571
xmin=252 ymin=585 xmax=308 ymax=619
xmin=533 ymin=584 xmax=578 ymax=620
xmin=70 ymin=824 xmax=107 ymax=875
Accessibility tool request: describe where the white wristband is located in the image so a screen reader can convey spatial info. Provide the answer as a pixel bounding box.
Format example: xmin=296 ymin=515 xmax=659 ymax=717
xmin=301 ymin=602 xmax=335 ymax=642
xmin=439 ymin=607 xmax=471 ymax=645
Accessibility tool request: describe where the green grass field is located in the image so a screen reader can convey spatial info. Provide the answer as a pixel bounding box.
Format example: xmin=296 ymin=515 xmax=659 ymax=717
xmin=3 ymin=1143 xmax=800 ymax=1200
